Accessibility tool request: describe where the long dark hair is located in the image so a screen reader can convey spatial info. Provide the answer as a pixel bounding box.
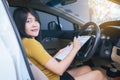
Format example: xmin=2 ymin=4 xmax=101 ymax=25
xmin=13 ymin=7 xmax=41 ymax=38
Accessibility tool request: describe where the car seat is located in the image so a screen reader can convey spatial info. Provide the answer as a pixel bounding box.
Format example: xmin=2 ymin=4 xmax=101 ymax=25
xmin=28 ymin=59 xmax=49 ymax=80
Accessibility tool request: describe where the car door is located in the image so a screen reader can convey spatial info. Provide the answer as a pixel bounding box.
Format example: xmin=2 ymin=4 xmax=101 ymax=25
xmin=0 ymin=0 xmax=34 ymax=80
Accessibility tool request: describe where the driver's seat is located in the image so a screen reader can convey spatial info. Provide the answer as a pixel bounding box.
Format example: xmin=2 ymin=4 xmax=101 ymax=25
xmin=28 ymin=59 xmax=49 ymax=80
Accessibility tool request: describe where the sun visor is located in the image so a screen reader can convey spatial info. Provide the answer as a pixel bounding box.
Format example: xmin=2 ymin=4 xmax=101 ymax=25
xmin=109 ymin=0 xmax=120 ymax=5
xmin=44 ymin=0 xmax=77 ymax=6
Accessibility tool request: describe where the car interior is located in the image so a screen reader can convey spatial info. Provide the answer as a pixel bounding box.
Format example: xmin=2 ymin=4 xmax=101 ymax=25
xmin=5 ymin=0 xmax=120 ymax=80
xmin=28 ymin=59 xmax=49 ymax=80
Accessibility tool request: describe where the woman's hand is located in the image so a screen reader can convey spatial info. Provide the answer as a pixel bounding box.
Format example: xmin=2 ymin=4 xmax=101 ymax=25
xmin=46 ymin=37 xmax=82 ymax=75
xmin=72 ymin=37 xmax=82 ymax=52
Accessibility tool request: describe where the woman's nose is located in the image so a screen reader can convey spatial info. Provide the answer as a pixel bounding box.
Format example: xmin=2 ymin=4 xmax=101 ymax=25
xmin=32 ymin=21 xmax=38 ymax=27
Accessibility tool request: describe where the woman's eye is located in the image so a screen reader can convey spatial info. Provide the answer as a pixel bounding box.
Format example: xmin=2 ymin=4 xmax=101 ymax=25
xmin=26 ymin=19 xmax=38 ymax=23
xmin=26 ymin=20 xmax=31 ymax=23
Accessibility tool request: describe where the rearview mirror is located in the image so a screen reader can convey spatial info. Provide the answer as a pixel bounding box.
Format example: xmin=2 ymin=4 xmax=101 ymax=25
xmin=61 ymin=0 xmax=77 ymax=5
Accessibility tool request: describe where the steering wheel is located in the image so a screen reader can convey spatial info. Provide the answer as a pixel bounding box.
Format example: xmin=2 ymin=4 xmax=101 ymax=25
xmin=77 ymin=22 xmax=101 ymax=62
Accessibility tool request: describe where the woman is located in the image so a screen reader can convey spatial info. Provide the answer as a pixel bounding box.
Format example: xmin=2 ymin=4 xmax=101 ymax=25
xmin=13 ymin=7 xmax=107 ymax=80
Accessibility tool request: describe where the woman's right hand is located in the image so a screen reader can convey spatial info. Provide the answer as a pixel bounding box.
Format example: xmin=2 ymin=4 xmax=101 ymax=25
xmin=73 ymin=37 xmax=82 ymax=52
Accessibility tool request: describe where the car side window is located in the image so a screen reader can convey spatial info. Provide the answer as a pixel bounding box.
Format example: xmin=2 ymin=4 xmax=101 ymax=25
xmin=59 ymin=17 xmax=74 ymax=30
xmin=37 ymin=11 xmax=75 ymax=31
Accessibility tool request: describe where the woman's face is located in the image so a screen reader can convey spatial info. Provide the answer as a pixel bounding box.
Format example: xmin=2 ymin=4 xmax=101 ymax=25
xmin=25 ymin=13 xmax=40 ymax=37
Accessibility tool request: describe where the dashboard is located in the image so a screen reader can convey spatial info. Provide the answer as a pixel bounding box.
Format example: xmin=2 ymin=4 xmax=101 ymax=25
xmin=98 ymin=21 xmax=120 ymax=62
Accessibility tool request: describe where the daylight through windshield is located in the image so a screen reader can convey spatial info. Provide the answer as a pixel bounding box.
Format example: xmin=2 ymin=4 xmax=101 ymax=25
xmin=89 ymin=0 xmax=120 ymax=24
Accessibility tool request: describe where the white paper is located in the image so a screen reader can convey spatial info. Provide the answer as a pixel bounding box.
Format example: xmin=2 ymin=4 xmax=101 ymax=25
xmin=55 ymin=35 xmax=91 ymax=60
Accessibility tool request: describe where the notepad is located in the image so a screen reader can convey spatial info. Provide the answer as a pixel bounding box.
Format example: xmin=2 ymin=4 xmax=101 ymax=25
xmin=55 ymin=35 xmax=91 ymax=60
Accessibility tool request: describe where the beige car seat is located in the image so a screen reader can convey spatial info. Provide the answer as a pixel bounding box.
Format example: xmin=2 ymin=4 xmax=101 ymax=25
xmin=28 ymin=60 xmax=49 ymax=80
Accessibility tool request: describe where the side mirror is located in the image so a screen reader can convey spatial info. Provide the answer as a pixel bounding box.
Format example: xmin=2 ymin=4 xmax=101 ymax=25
xmin=48 ymin=21 xmax=61 ymax=31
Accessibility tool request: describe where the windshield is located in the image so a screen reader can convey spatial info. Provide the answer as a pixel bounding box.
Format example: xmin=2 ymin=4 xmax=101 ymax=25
xmin=55 ymin=0 xmax=90 ymax=23
xmin=52 ymin=0 xmax=120 ymax=25
xmin=89 ymin=0 xmax=120 ymax=25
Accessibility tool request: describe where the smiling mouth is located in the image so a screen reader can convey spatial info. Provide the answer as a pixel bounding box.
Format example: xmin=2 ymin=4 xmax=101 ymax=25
xmin=31 ymin=29 xmax=39 ymax=32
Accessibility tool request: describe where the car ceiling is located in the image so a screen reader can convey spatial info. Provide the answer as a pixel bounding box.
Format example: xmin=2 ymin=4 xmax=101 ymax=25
xmin=8 ymin=0 xmax=77 ymax=6
xmin=8 ymin=0 xmax=52 ymax=4
xmin=8 ymin=0 xmax=120 ymax=6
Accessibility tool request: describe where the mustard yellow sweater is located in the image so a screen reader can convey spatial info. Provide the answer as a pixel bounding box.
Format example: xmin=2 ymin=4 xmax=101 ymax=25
xmin=22 ymin=38 xmax=59 ymax=80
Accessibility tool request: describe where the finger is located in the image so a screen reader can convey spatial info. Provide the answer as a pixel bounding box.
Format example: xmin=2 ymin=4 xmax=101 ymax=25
xmin=74 ymin=36 xmax=77 ymax=41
